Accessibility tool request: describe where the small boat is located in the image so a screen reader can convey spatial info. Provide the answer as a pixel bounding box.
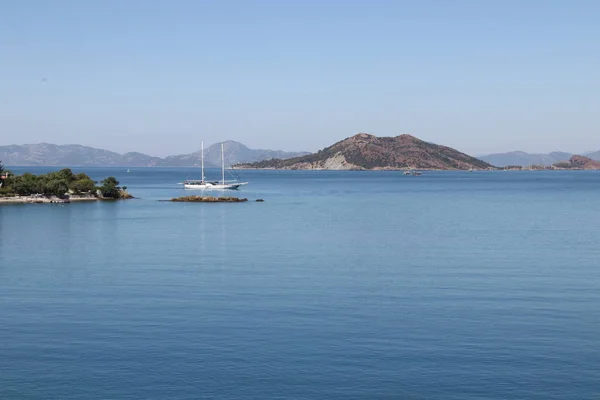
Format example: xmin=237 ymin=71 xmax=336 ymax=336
xmin=183 ymin=142 xmax=248 ymax=190
xmin=127 ymin=169 xmax=130 ymax=173
xmin=403 ymin=171 xmax=411 ymax=175
xmin=412 ymin=171 xmax=422 ymax=176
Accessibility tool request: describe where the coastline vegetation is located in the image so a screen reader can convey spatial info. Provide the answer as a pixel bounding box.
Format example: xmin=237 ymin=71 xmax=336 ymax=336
xmin=0 ymin=164 xmax=130 ymax=200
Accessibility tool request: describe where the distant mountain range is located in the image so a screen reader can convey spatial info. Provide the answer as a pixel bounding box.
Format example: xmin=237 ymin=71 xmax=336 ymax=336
xmin=5 ymin=140 xmax=600 ymax=170
xmin=584 ymin=150 xmax=600 ymax=161
xmin=479 ymin=150 xmax=600 ymax=167
xmin=236 ymin=133 xmax=494 ymax=170
xmin=0 ymin=141 xmax=309 ymax=167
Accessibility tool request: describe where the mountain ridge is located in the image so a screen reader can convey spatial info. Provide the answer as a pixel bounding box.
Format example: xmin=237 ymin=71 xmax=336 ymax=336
xmin=0 ymin=141 xmax=309 ymax=167
xmin=583 ymin=150 xmax=600 ymax=160
xmin=235 ymin=133 xmax=494 ymax=170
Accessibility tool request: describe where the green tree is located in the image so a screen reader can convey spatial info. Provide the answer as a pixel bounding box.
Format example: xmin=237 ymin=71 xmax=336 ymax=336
xmin=69 ymin=178 xmax=96 ymax=194
xmin=74 ymin=172 xmax=92 ymax=181
xmin=103 ymin=177 xmax=119 ymax=186
xmin=11 ymin=173 xmax=40 ymax=195
xmin=99 ymin=176 xmax=121 ymax=198
xmin=56 ymin=168 xmax=75 ymax=182
xmin=0 ymin=187 xmax=14 ymax=197
xmin=43 ymin=179 xmax=69 ymax=197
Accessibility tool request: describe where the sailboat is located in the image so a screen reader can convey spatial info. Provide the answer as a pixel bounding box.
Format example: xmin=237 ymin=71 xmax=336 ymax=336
xmin=183 ymin=142 xmax=248 ymax=190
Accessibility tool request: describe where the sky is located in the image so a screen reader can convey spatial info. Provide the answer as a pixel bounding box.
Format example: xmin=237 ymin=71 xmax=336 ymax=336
xmin=1 ymin=0 xmax=599 ymax=157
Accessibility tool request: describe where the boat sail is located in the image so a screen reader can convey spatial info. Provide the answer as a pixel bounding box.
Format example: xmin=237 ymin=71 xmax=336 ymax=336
xmin=183 ymin=142 xmax=248 ymax=190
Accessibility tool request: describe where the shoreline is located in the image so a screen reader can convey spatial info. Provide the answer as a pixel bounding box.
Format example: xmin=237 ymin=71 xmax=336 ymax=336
xmin=0 ymin=194 xmax=133 ymax=205
xmin=232 ymin=167 xmax=592 ymax=171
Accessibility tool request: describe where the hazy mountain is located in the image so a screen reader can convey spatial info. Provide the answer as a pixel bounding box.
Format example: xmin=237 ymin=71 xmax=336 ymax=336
xmin=0 ymin=141 xmax=308 ymax=167
xmin=164 ymin=141 xmax=310 ymax=167
xmin=236 ymin=133 xmax=494 ymax=170
xmin=478 ymin=151 xmax=574 ymax=167
xmin=120 ymin=152 xmax=164 ymax=166
xmin=0 ymin=143 xmax=131 ymax=166
xmin=583 ymin=150 xmax=600 ymax=161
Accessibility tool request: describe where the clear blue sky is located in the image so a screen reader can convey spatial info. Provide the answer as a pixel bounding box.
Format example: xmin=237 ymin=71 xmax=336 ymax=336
xmin=1 ymin=0 xmax=599 ymax=156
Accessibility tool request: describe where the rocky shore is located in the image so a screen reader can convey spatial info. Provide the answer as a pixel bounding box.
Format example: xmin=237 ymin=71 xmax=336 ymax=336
xmin=0 ymin=195 xmax=70 ymax=204
xmin=0 ymin=192 xmax=134 ymax=205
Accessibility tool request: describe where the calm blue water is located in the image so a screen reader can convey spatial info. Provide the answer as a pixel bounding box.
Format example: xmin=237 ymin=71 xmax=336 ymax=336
xmin=1 ymin=167 xmax=599 ymax=399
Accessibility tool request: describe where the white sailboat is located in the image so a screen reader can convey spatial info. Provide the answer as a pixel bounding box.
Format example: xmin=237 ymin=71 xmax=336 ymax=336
xmin=183 ymin=142 xmax=248 ymax=190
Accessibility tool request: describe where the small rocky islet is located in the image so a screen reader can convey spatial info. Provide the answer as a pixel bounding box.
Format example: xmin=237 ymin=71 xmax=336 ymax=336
xmin=170 ymin=195 xmax=247 ymax=203
xmin=169 ymin=196 xmax=264 ymax=203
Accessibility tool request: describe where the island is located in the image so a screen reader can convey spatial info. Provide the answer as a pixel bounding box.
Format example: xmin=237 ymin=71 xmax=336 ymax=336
xmin=552 ymin=155 xmax=600 ymax=170
xmin=0 ymin=163 xmax=133 ymax=204
xmin=170 ymin=196 xmax=248 ymax=203
xmin=233 ymin=133 xmax=495 ymax=171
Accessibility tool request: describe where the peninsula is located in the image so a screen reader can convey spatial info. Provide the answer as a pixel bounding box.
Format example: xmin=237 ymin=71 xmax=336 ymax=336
xmin=0 ymin=164 xmax=133 ymax=204
xmin=234 ymin=134 xmax=495 ymax=171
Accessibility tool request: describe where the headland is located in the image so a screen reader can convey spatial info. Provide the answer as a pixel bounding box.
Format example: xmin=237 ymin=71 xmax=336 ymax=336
xmin=0 ymin=167 xmax=133 ymax=205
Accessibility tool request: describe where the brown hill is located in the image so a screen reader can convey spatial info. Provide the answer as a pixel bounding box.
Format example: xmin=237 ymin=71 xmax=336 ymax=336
xmin=554 ymin=155 xmax=600 ymax=170
xmin=235 ymin=133 xmax=495 ymax=170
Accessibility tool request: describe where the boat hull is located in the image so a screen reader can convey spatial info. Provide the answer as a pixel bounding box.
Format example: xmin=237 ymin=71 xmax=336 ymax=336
xmin=184 ymin=182 xmax=248 ymax=190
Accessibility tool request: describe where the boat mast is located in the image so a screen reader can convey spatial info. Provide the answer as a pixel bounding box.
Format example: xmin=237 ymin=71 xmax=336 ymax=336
xmin=201 ymin=141 xmax=205 ymax=182
xmin=221 ymin=142 xmax=225 ymax=185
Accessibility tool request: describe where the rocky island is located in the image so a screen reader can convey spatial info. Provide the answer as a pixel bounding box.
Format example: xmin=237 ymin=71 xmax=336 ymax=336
xmin=552 ymin=155 xmax=600 ymax=170
xmin=0 ymin=163 xmax=133 ymax=204
xmin=170 ymin=196 xmax=248 ymax=203
xmin=234 ymin=133 xmax=495 ymax=171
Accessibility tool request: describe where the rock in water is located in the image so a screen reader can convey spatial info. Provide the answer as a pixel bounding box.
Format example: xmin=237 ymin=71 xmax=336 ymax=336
xmin=170 ymin=196 xmax=248 ymax=203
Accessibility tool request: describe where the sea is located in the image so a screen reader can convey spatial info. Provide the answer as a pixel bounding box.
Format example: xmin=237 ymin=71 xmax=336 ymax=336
xmin=1 ymin=167 xmax=599 ymax=399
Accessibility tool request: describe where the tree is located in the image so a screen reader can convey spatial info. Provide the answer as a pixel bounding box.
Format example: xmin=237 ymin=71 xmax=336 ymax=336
xmin=43 ymin=179 xmax=69 ymax=197
xmin=74 ymin=172 xmax=92 ymax=181
xmin=102 ymin=177 xmax=119 ymax=186
xmin=99 ymin=176 xmax=121 ymax=198
xmin=69 ymin=178 xmax=96 ymax=194
xmin=0 ymin=187 xmax=14 ymax=197
xmin=11 ymin=173 xmax=40 ymax=195
xmin=56 ymin=168 xmax=75 ymax=182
